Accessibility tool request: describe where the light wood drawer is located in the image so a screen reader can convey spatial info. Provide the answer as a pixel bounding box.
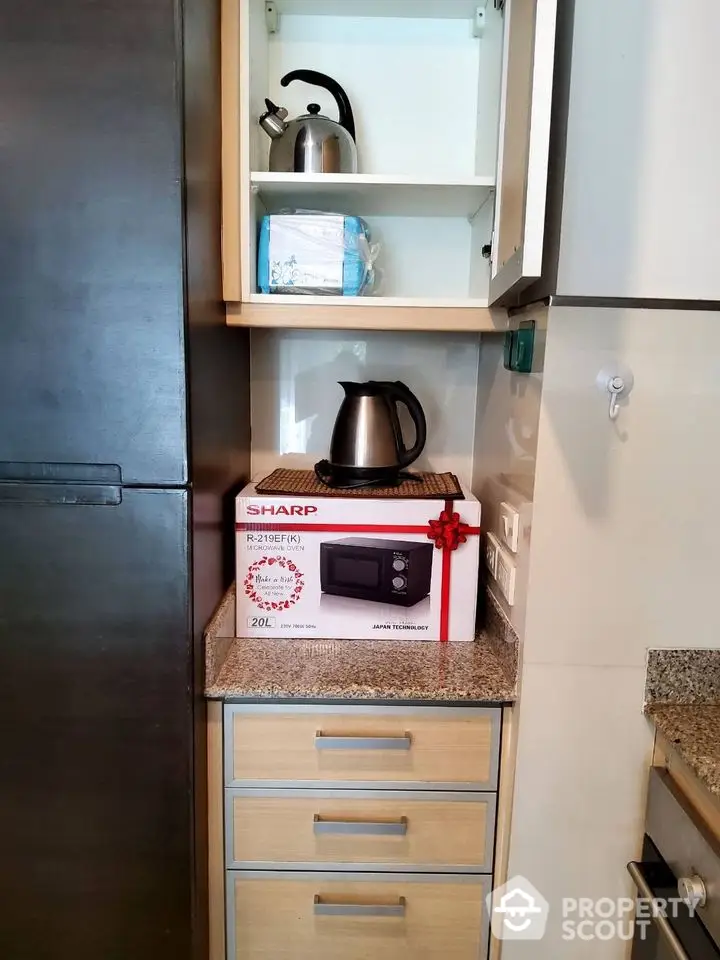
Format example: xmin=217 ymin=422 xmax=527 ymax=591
xmin=226 ymin=789 xmax=496 ymax=872
xmin=224 ymin=705 xmax=500 ymax=789
xmin=227 ymin=871 xmax=488 ymax=960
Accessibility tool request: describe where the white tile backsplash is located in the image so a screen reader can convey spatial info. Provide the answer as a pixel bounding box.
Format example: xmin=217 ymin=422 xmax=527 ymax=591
xmin=250 ymin=329 xmax=481 ymax=485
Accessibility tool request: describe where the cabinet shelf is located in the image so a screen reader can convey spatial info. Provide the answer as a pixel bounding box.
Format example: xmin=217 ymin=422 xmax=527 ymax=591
xmin=226 ymin=298 xmax=506 ymax=332
xmin=270 ymin=0 xmax=483 ymax=17
xmin=251 ymin=173 xmax=495 ymax=219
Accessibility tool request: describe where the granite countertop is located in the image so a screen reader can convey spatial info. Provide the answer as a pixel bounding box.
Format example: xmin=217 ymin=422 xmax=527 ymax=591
xmin=645 ymin=703 xmax=720 ymax=799
xmin=644 ymin=648 xmax=720 ymax=799
xmin=204 ymin=585 xmax=518 ymax=703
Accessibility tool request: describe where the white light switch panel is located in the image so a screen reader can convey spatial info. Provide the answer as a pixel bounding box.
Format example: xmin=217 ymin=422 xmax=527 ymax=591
xmin=499 ymin=501 xmax=520 ymax=553
xmin=495 ymin=546 xmax=517 ymax=606
xmin=486 ymin=532 xmax=500 ymax=579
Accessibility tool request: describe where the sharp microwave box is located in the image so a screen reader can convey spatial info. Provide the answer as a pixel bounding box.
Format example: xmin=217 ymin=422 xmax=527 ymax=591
xmin=235 ymin=482 xmax=481 ymax=641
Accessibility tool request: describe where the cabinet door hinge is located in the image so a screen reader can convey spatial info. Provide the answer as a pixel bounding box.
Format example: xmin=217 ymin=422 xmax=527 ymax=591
xmin=265 ymin=1 xmax=279 ymax=34
xmin=473 ymin=2 xmax=489 ymax=38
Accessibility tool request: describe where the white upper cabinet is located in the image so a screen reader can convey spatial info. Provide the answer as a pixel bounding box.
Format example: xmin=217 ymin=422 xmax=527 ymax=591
xmin=489 ymin=0 xmax=558 ymax=305
xmin=222 ymin=0 xmax=557 ymax=327
xmin=555 ymin=0 xmax=720 ymax=300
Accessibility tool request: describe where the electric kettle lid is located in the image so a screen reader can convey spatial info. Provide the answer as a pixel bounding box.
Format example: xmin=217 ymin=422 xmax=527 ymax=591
xmin=339 ymin=380 xmax=393 ymax=396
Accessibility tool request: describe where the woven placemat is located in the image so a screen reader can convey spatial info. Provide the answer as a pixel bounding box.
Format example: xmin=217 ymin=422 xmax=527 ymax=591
xmin=256 ymin=468 xmax=464 ymax=500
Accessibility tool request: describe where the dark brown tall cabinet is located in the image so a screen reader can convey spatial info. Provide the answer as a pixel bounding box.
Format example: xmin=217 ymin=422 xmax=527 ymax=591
xmin=0 ymin=2 xmax=249 ymax=958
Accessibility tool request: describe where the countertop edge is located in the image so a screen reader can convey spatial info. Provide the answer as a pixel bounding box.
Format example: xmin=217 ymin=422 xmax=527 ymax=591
xmin=206 ymin=692 xmax=515 ymax=706
xmin=645 ymin=703 xmax=720 ymax=800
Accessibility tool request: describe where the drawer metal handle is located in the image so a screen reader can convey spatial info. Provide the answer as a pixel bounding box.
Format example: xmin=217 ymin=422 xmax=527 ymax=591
xmin=314 ymin=731 xmax=412 ymax=751
xmin=313 ymin=815 xmax=408 ymax=836
xmin=313 ymin=895 xmax=406 ymax=918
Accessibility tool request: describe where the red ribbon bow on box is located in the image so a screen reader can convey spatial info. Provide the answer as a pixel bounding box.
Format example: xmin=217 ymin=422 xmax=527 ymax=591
xmin=425 ymin=502 xmax=481 ymax=641
xmin=427 ymin=509 xmax=472 ymax=553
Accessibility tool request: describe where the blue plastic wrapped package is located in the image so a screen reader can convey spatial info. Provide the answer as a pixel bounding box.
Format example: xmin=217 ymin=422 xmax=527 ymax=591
xmin=257 ymin=212 xmax=377 ymax=296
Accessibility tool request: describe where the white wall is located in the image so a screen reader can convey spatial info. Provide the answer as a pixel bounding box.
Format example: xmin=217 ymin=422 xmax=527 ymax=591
xmin=472 ymin=306 xmax=546 ymax=637
xmin=472 ymin=327 xmax=544 ymax=501
xmin=250 ymin=328 xmax=481 ymax=485
xmin=503 ymin=306 xmax=720 ymax=959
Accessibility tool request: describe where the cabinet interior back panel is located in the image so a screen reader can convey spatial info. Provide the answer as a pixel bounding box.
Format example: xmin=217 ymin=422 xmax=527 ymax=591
xmin=364 ymin=216 xmax=473 ymax=299
xmin=248 ymin=7 xmax=503 ymax=177
xmin=249 ymin=329 xmax=480 ymax=484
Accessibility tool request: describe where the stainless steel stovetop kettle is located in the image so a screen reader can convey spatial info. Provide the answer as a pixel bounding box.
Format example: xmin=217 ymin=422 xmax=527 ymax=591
xmin=315 ymin=380 xmax=427 ymax=489
xmin=259 ymin=69 xmax=358 ymax=174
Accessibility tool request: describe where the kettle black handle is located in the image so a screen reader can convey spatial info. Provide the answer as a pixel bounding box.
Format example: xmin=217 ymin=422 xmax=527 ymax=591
xmin=385 ymin=381 xmax=427 ymax=470
xmin=280 ymin=70 xmax=356 ymax=141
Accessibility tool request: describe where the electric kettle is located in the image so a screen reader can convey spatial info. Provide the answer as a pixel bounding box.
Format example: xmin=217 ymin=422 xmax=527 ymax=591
xmin=315 ymin=381 xmax=427 ymax=489
xmin=259 ymin=69 xmax=358 ymax=174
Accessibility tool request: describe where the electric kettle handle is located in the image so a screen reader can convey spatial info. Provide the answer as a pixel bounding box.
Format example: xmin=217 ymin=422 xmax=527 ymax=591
xmin=385 ymin=381 xmax=427 ymax=470
xmin=280 ymin=69 xmax=356 ymax=141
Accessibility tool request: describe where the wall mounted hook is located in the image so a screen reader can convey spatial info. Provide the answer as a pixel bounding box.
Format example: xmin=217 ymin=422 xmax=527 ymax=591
xmin=596 ymin=364 xmax=634 ymax=422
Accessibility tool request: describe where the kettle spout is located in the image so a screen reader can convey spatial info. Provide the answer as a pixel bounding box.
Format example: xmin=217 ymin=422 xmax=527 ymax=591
xmin=259 ymin=98 xmax=288 ymax=140
xmin=338 ymin=380 xmax=363 ymax=395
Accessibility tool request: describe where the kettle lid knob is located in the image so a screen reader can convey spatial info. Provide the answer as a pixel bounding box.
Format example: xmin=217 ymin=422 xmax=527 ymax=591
xmin=307 ymin=103 xmax=322 ymax=115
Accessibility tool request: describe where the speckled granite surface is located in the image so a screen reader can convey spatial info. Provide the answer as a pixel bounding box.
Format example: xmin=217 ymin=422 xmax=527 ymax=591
xmin=204 ymin=584 xmax=518 ymax=702
xmin=645 ymin=704 xmax=720 ymax=798
xmin=645 ymin=648 xmax=720 ymax=705
xmin=644 ymin=648 xmax=720 ymax=799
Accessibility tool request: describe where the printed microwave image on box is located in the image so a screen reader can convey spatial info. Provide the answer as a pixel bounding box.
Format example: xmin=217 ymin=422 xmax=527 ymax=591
xmin=320 ymin=537 xmax=434 ymax=608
